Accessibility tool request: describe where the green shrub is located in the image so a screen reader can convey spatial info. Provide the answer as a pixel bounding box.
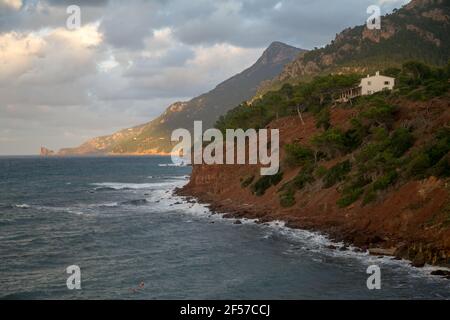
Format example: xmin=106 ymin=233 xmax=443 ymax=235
xmin=428 ymin=128 xmax=450 ymax=163
xmin=315 ymin=108 xmax=331 ymax=130
xmin=397 ymin=61 xmax=449 ymax=100
xmin=362 ymin=190 xmax=377 ymax=205
xmin=312 ymin=128 xmax=348 ymax=157
xmin=293 ymin=166 xmax=315 ymax=190
xmin=387 ymin=128 xmax=414 ymax=157
xmin=406 ymin=88 xmax=427 ymax=101
xmin=355 ymin=127 xmax=413 ymax=176
xmin=399 ymin=61 xmax=432 ymax=86
xmin=357 ymin=142 xmax=383 ymax=164
xmin=432 ymin=154 xmax=450 ymax=178
xmin=240 ymin=175 xmax=255 ymax=188
xmin=345 ymin=175 xmax=372 ymax=191
xmin=324 ymin=160 xmax=352 ymax=188
xmin=407 ymin=128 xmax=450 ymax=178
xmin=251 ymin=172 xmax=284 ymax=196
xmin=407 ymin=153 xmax=431 ymax=177
xmin=372 ymin=127 xmax=389 ymax=142
xmin=338 ymin=174 xmax=372 ymax=207
xmin=373 ymin=171 xmax=398 ymax=191
xmin=285 ymin=144 xmax=314 ymax=166
xmin=343 ymin=128 xmax=364 ymax=152
xmin=337 ymin=187 xmax=363 ymax=208
xmin=383 ymin=67 xmax=401 ymax=78
xmin=315 ymin=165 xmax=328 ymax=178
xmin=425 ymin=80 xmax=449 ymax=97
xmin=280 ymin=188 xmax=296 ymax=208
xmin=361 ymin=100 xmax=396 ymax=127
xmin=313 ymin=122 xmax=367 ymax=157
xmin=346 ymin=118 xmax=369 ymax=148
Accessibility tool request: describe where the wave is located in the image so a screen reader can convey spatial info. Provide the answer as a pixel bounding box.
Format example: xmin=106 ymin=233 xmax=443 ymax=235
xmin=91 ymin=202 xmax=119 ymax=208
xmin=147 ymin=175 xmax=190 ymax=180
xmin=158 ymin=163 xmax=189 ymax=167
xmin=65 ymin=209 xmax=84 ymax=215
xmin=93 ymin=187 xmax=118 ymax=192
xmin=120 ymin=199 xmax=148 ymax=206
xmin=92 ymin=182 xmax=178 ymax=191
xmin=15 ymin=204 xmax=30 ymax=209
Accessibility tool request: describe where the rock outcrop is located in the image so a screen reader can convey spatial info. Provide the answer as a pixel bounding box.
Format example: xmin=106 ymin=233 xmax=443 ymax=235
xmin=40 ymin=147 xmax=55 ymax=156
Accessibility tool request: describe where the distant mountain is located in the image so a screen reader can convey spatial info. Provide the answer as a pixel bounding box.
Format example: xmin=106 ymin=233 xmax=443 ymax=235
xmin=57 ymin=41 xmax=304 ymax=156
xmin=257 ymin=0 xmax=450 ymax=96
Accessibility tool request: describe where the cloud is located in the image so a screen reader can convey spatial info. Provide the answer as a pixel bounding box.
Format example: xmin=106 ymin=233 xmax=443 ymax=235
xmin=98 ymin=0 xmax=161 ymax=49
xmin=45 ymin=0 xmax=109 ymax=6
xmin=0 ymin=0 xmax=107 ymax=34
xmin=0 ymin=24 xmax=103 ymax=105
xmin=0 ymin=0 xmax=22 ymax=10
xmin=0 ymin=0 xmax=412 ymax=154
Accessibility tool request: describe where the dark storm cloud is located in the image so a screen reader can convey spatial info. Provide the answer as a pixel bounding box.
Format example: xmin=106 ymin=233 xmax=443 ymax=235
xmin=98 ymin=1 xmax=160 ymax=49
xmin=1 ymin=0 xmax=409 ymax=49
xmin=94 ymin=0 xmax=409 ymax=50
xmin=0 ymin=0 xmax=108 ymax=33
xmin=168 ymin=0 xmax=409 ymax=48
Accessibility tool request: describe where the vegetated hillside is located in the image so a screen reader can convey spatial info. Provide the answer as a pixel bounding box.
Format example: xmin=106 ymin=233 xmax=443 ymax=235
xmin=182 ymin=61 xmax=450 ymax=267
xmin=257 ymin=0 xmax=450 ymax=97
xmin=58 ymin=123 xmax=148 ymax=156
xmin=56 ymin=42 xmax=304 ymax=156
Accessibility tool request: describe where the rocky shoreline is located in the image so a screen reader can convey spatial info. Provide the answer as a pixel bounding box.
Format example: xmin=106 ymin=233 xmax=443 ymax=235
xmin=176 ymin=186 xmax=450 ymax=280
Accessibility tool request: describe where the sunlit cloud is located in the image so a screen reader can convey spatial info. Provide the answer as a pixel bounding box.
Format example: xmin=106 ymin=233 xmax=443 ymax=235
xmin=1 ymin=0 xmax=22 ymax=10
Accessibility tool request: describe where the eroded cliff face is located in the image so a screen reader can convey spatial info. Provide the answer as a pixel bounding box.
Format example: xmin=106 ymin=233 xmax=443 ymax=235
xmin=180 ymin=98 xmax=450 ymax=267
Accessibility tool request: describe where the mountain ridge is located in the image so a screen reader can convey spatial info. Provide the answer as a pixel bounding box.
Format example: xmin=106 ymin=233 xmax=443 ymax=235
xmin=256 ymin=0 xmax=449 ymax=97
xmin=52 ymin=41 xmax=304 ymax=156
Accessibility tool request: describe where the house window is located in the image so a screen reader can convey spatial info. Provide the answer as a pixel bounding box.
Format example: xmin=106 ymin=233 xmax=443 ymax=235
xmin=384 ymin=81 xmax=390 ymax=85
xmin=368 ymin=81 xmax=372 ymax=85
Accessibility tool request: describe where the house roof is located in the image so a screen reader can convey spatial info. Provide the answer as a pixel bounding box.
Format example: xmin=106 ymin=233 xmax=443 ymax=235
xmin=362 ymin=71 xmax=395 ymax=80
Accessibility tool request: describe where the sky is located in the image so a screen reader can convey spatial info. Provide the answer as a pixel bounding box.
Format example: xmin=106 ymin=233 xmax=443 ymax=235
xmin=0 ymin=0 xmax=410 ymax=155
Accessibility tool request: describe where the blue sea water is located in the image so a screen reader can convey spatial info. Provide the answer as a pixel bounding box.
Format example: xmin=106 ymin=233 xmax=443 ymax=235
xmin=0 ymin=156 xmax=449 ymax=300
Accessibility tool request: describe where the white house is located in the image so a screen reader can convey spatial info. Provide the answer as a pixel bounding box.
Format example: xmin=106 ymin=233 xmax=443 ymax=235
xmin=360 ymin=71 xmax=395 ymax=95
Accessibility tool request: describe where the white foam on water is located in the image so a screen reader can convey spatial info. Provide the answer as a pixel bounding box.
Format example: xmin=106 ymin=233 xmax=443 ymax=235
xmin=147 ymin=175 xmax=189 ymax=180
xmin=262 ymin=220 xmax=450 ymax=284
xmin=149 ymin=175 xmax=450 ymax=286
xmin=66 ymin=209 xmax=84 ymax=215
xmin=15 ymin=204 xmax=30 ymax=209
xmin=158 ymin=163 xmax=187 ymax=167
xmin=89 ymin=202 xmax=119 ymax=208
xmin=92 ymin=182 xmax=177 ymax=190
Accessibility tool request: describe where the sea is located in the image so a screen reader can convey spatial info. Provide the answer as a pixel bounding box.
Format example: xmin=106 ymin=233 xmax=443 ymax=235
xmin=0 ymin=156 xmax=449 ymax=299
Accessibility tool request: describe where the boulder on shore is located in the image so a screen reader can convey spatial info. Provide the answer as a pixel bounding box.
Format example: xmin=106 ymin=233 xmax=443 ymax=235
xmin=368 ymin=247 xmax=397 ymax=256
